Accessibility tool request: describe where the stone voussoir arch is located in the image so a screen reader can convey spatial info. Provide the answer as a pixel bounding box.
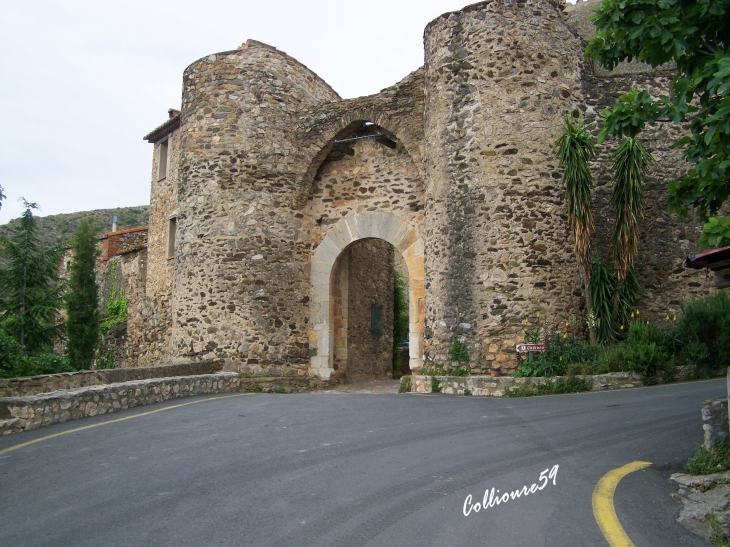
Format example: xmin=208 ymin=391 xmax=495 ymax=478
xmin=309 ymin=211 xmax=425 ymax=379
xmin=293 ymin=105 xmax=425 ymax=208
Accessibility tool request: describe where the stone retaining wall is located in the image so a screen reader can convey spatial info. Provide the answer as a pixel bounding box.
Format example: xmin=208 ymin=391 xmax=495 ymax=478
xmin=0 ymin=373 xmax=335 ymax=435
xmin=702 ymin=398 xmax=729 ymax=449
xmin=408 ymin=372 xmax=643 ymax=396
xmin=0 ymin=361 xmax=225 ymax=398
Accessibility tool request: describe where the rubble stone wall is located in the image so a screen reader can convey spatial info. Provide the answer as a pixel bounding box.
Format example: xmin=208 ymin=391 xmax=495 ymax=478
xmin=422 ymin=0 xmax=586 ymax=373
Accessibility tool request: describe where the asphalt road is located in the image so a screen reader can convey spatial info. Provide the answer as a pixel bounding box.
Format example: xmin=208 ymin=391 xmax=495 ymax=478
xmin=0 ymin=379 xmax=726 ymax=546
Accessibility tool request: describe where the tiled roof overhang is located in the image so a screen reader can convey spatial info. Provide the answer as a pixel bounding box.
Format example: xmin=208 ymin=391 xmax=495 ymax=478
xmin=143 ymin=115 xmax=181 ymax=143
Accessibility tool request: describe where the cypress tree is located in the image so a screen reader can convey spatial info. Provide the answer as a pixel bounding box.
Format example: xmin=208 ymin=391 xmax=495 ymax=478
xmin=0 ymin=200 xmax=65 ymax=353
xmin=65 ymin=219 xmax=100 ymax=369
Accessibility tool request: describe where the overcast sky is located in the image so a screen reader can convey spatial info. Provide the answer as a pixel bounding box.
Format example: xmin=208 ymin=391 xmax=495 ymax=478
xmin=0 ymin=0 xmax=577 ymax=225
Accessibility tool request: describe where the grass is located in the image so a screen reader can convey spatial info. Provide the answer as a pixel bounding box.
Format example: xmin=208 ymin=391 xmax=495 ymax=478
xmin=505 ymin=376 xmax=593 ymax=397
xmin=420 ymin=362 xmax=470 ymax=377
xmin=431 ymin=376 xmax=441 ymax=393
xmin=708 ymin=513 xmax=730 ymax=547
xmin=398 ymin=375 xmax=412 ymax=394
xmin=686 ymin=439 xmax=730 ymax=475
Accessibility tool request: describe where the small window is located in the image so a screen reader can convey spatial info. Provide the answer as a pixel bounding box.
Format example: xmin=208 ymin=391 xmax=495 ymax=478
xmin=371 ymin=304 xmax=383 ymax=335
xmin=167 ymin=217 xmax=177 ymax=259
xmin=158 ymin=139 xmax=169 ymax=180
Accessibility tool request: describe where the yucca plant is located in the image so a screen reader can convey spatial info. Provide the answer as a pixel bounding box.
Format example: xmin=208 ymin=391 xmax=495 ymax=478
xmin=591 ymin=257 xmax=616 ymax=344
xmin=556 ymin=115 xmax=596 ymax=279
xmin=556 ymin=115 xmax=597 ymax=340
xmin=611 ymin=137 xmax=653 ymax=281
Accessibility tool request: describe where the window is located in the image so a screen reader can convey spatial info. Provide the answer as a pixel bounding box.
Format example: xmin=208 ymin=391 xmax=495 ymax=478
xmin=158 ymin=139 xmax=169 ymax=180
xmin=167 ymin=217 xmax=177 ymax=259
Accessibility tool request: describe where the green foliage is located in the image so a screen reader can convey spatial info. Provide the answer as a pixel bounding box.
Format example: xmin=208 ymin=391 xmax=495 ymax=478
xmin=586 ymin=0 xmax=730 ymax=241
xmin=675 ymin=291 xmax=730 ymax=377
xmin=392 ymin=270 xmax=409 ymax=376
xmin=686 ymin=439 xmax=730 ymax=475
xmin=0 ymin=330 xmax=73 ymax=378
xmin=0 ymin=201 xmax=65 ymax=353
xmin=707 ymin=512 xmax=730 ymax=547
xmin=100 ymin=260 xmax=128 ymax=334
xmin=0 ymin=185 xmax=5 ymax=209
xmin=514 ymin=332 xmax=608 ymax=377
xmin=421 ymin=362 xmax=470 ymax=377
xmin=556 ymin=115 xmax=596 ymax=278
xmin=398 ymin=375 xmax=412 ymax=394
xmin=430 ymin=375 xmax=441 ymax=393
xmin=616 ymin=266 xmax=641 ymax=329
xmin=699 ymin=216 xmax=730 ymax=251
xmin=65 ymin=220 xmax=101 ymax=370
xmin=449 ymin=338 xmax=469 ymax=366
xmin=506 ymin=376 xmax=593 ymax=397
xmin=611 ymin=138 xmax=653 ymax=280
xmin=591 ymin=257 xmax=617 ymax=343
xmin=97 ymin=347 xmax=115 ymax=370
xmin=619 ymin=320 xmax=675 ymax=382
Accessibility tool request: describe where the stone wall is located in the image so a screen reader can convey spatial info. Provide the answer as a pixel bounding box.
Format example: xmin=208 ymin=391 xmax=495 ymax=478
xmin=702 ymin=398 xmax=729 ymax=449
xmin=0 ymin=361 xmax=224 ymax=398
xmin=409 ymin=371 xmax=643 ymax=396
xmin=422 ymin=0 xmax=586 ymax=373
xmin=101 ymin=227 xmax=148 ymax=262
xmin=0 ymin=373 xmax=336 ymax=435
xmin=344 ymin=239 xmax=395 ymax=380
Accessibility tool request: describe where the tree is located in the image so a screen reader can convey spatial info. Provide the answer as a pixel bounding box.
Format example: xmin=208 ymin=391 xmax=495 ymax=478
xmin=65 ymin=219 xmax=101 ymax=369
xmin=586 ymin=0 xmax=730 ymax=247
xmin=0 ymin=185 xmax=5 ymax=210
xmin=0 ymin=200 xmax=64 ymax=353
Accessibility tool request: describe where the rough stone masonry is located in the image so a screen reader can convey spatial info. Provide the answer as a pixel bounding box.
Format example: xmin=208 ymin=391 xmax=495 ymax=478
xmin=101 ymin=0 xmax=710 ymax=379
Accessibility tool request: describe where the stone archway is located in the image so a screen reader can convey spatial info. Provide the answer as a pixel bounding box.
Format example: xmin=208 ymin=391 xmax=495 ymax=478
xmin=309 ymin=212 xmax=425 ymax=379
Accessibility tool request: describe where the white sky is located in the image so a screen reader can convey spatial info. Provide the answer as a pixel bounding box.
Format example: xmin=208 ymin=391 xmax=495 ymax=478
xmin=0 ymin=0 xmax=577 ymax=225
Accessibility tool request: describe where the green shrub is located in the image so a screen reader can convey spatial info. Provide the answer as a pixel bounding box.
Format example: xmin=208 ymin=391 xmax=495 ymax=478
xmin=619 ymin=320 xmax=674 ymax=383
xmin=506 ymin=376 xmax=593 ymax=397
xmin=398 ymin=375 xmax=412 ymax=394
xmin=430 ymin=376 xmax=441 ymax=393
xmin=676 ymin=292 xmax=730 ymax=377
xmin=449 ymin=338 xmax=469 ymax=367
xmin=686 ymin=439 xmax=730 ymax=475
xmin=0 ymin=330 xmax=25 ymax=378
xmin=514 ymin=333 xmax=607 ymax=377
xmin=16 ymin=354 xmax=73 ymax=377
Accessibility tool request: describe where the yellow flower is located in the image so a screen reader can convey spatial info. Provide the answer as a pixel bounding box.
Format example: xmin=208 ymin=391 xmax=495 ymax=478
xmin=563 ymin=333 xmax=567 ymax=339
xmin=559 ymin=356 xmax=563 ymax=361
xmin=646 ymin=321 xmax=650 ymax=325
xmin=631 ymin=312 xmax=635 ymax=319
xmin=620 ymin=324 xmax=624 ymax=331
xmin=524 ymin=318 xmax=529 ymax=324
xmin=673 ymin=315 xmax=677 ymax=322
xmin=636 ymin=309 xmax=640 ymax=316
xmin=565 ymin=322 xmax=569 ymax=327
xmin=536 ymin=312 xmax=541 ymax=318
xmin=665 ymin=315 xmax=670 ymax=321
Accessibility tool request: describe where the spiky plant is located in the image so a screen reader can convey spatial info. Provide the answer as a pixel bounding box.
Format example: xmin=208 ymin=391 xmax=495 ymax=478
xmin=611 ymin=138 xmax=653 ymax=280
xmin=556 ymin=115 xmax=596 ymax=279
xmin=616 ymin=266 xmax=640 ymax=330
xmin=591 ymin=257 xmax=616 ymax=344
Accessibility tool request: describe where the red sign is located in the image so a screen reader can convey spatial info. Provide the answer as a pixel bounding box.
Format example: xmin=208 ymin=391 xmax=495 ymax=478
xmin=515 ymin=343 xmax=546 ymax=353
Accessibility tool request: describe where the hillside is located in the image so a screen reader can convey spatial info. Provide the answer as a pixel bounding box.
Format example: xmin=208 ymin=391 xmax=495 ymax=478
xmin=0 ymin=206 xmax=150 ymax=249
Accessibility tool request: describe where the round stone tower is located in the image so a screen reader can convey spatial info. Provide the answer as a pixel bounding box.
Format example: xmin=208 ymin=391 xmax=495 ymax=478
xmin=423 ymin=0 xmax=586 ymax=369
xmin=171 ymin=40 xmax=339 ymax=374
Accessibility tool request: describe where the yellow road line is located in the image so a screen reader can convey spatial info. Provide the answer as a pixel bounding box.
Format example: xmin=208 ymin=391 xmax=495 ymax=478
xmin=592 ymin=461 xmax=652 ymax=547
xmin=0 ymin=393 xmax=245 ymax=456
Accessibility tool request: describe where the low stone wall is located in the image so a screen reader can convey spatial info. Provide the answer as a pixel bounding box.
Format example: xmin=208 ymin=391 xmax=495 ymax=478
xmin=702 ymin=398 xmax=729 ymax=449
xmin=408 ymin=372 xmax=644 ymax=396
xmin=0 ymin=373 xmax=335 ymax=435
xmin=0 ymin=361 xmax=225 ymax=398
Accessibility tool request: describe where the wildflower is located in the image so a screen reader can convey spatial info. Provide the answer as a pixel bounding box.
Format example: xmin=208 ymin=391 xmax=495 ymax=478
xmin=536 ymin=312 xmax=541 ymax=319
xmin=673 ymin=315 xmax=677 ymax=322
xmin=524 ymin=318 xmax=529 ymax=324
xmin=666 ymin=315 xmax=670 ymax=321
xmin=636 ymin=309 xmax=640 ymax=316
xmin=631 ymin=312 xmax=635 ymax=319
xmin=646 ymin=321 xmax=650 ymax=325
xmin=620 ymin=324 xmax=624 ymax=331
xmin=560 ymin=356 xmax=563 ymax=361
xmin=563 ymin=333 xmax=567 ymax=339
xmin=565 ymin=322 xmax=569 ymax=327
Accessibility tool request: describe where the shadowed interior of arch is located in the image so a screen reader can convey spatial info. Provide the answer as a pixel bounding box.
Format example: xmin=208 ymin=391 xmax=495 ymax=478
xmin=329 ymin=237 xmax=410 ymax=381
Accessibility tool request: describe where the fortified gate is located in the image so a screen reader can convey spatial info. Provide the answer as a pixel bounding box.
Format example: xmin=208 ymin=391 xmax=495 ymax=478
xmin=109 ymin=0 xmax=710 ymax=379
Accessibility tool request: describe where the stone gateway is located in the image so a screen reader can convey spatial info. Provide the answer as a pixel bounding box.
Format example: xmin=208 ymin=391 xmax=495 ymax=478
xmin=106 ymin=0 xmax=710 ymax=379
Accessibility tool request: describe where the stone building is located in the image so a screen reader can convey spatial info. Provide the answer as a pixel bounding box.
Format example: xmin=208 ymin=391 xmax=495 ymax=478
xmin=108 ymin=0 xmax=711 ymax=379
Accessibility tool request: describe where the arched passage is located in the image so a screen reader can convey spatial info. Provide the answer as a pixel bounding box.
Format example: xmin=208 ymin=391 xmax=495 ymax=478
xmin=310 ymin=212 xmax=425 ymax=379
